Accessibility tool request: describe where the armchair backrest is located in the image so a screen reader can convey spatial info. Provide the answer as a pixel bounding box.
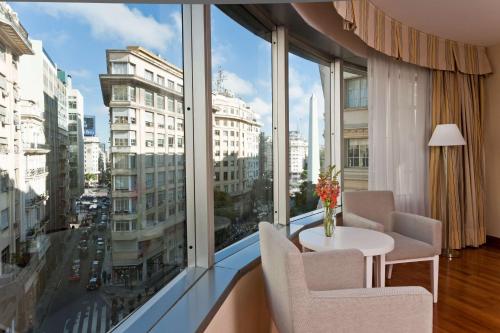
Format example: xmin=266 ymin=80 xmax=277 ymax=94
xmin=259 ymin=222 xmax=308 ymax=333
xmin=344 ymin=191 xmax=395 ymax=231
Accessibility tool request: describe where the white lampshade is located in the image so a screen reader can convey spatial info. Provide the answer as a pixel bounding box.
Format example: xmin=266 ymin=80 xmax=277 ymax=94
xmin=428 ymin=124 xmax=466 ymax=147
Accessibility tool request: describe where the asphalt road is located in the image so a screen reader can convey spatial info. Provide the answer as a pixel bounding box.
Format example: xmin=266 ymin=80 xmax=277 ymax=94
xmin=37 ymin=207 xmax=114 ymax=333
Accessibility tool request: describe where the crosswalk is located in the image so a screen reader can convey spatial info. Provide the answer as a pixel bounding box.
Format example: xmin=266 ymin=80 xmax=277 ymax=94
xmin=62 ymin=302 xmax=111 ymax=333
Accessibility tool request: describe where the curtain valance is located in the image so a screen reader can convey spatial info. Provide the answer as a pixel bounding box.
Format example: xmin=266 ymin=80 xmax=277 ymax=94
xmin=333 ymin=0 xmax=492 ymax=75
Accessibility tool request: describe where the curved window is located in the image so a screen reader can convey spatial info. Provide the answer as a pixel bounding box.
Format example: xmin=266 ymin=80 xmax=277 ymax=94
xmin=3 ymin=3 xmax=186 ymax=333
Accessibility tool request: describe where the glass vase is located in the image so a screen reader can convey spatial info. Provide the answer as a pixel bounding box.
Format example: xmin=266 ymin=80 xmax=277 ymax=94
xmin=323 ymin=206 xmax=335 ymax=237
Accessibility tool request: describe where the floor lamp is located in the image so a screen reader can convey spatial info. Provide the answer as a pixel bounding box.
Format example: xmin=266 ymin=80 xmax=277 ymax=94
xmin=428 ymin=124 xmax=466 ymax=260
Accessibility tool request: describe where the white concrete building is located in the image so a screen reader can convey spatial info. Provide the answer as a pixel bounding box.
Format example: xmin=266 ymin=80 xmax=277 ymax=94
xmin=19 ymin=39 xmax=70 ymax=233
xmin=100 ymin=46 xmax=186 ymax=284
xmin=67 ymin=77 xmax=85 ymax=200
xmin=289 ymin=130 xmax=308 ymax=192
xmin=212 ymin=91 xmax=261 ymax=196
xmin=0 ymin=2 xmax=33 ymax=277
xmin=84 ymin=136 xmax=100 ymax=185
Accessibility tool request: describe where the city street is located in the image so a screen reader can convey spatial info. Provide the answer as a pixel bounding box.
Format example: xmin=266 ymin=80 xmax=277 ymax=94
xmin=36 ymin=193 xmax=118 ymax=333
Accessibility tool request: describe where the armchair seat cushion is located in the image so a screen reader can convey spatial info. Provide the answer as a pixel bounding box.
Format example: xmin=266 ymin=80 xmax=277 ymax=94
xmin=386 ymin=232 xmax=436 ymax=261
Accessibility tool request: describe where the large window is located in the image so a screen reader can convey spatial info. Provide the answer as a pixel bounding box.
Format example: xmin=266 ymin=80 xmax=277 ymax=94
xmin=211 ymin=6 xmax=273 ymax=251
xmin=288 ymin=53 xmax=327 ymax=217
xmin=2 ymin=3 xmax=186 ymax=333
xmin=343 ymin=67 xmax=369 ymax=191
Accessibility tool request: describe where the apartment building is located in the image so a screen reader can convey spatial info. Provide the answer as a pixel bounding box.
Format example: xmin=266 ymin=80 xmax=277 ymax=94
xmin=212 ymin=91 xmax=261 ymax=197
xmin=84 ymin=136 xmax=101 ymax=184
xmin=67 ymin=76 xmax=85 ymax=201
xmin=100 ymin=46 xmax=186 ymax=284
xmin=0 ymin=2 xmax=33 ymax=277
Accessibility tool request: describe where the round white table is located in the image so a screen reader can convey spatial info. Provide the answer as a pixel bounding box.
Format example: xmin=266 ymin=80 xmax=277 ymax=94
xmin=299 ymin=226 xmax=394 ymax=288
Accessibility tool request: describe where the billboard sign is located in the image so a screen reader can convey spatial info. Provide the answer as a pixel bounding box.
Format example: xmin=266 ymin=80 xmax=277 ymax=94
xmin=84 ymin=116 xmax=95 ymax=136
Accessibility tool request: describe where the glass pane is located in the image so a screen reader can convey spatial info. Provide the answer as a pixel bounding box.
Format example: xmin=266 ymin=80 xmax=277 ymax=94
xmin=343 ymin=67 xmax=369 ymax=191
xmin=288 ymin=53 xmax=327 ymax=217
xmin=2 ymin=3 xmax=185 ymax=332
xmin=211 ymin=6 xmax=273 ymax=251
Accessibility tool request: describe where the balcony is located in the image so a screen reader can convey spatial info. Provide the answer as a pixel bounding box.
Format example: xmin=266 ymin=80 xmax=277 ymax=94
xmin=0 ymin=3 xmax=33 ymax=55
xmin=23 ymin=142 xmax=50 ymax=155
xmin=25 ymin=193 xmax=49 ymax=207
xmin=25 ymin=167 xmax=48 ymax=179
xmin=20 ymin=107 xmax=44 ymax=122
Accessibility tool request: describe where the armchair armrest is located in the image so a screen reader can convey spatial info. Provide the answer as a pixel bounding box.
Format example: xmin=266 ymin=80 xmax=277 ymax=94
xmin=391 ymin=212 xmax=442 ymax=255
xmin=302 ymin=249 xmax=364 ymax=291
xmin=301 ymin=287 xmax=432 ymax=333
xmin=343 ymin=212 xmax=384 ymax=232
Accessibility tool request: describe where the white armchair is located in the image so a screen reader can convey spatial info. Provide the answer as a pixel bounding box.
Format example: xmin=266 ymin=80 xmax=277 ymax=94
xmin=343 ymin=191 xmax=442 ymax=303
xmin=259 ymin=222 xmax=433 ymax=333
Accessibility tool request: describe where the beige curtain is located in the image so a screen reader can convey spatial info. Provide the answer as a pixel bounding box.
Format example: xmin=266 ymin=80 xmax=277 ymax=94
xmin=430 ymin=71 xmax=486 ymax=248
xmin=333 ymin=0 xmax=492 ymax=75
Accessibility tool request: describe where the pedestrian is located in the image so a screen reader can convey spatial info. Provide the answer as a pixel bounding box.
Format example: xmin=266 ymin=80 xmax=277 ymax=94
xmin=102 ymin=270 xmax=107 ymax=284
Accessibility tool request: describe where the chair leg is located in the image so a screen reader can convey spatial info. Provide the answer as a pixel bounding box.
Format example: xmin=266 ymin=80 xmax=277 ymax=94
xmin=387 ymin=264 xmax=393 ymax=279
xmin=431 ymin=255 xmax=439 ymax=303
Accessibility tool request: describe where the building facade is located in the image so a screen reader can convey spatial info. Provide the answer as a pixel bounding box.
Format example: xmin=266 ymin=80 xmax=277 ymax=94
xmin=84 ymin=136 xmax=101 ymax=185
xmin=0 ymin=1 xmax=33 ymax=278
xmin=343 ymin=72 xmax=368 ymax=191
xmin=67 ymin=77 xmax=85 ymax=201
xmin=212 ymin=91 xmax=261 ymax=197
xmin=100 ymin=46 xmax=186 ymax=284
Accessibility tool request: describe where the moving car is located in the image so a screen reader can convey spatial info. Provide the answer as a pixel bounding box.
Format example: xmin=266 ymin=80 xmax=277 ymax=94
xmin=86 ymin=277 xmax=99 ymax=291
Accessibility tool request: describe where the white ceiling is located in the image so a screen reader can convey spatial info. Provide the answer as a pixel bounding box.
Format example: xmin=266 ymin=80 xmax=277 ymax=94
xmin=370 ymin=0 xmax=500 ymax=46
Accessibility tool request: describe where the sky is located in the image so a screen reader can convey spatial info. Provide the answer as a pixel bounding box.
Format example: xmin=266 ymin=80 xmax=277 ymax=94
xmin=10 ymin=3 xmax=324 ymax=146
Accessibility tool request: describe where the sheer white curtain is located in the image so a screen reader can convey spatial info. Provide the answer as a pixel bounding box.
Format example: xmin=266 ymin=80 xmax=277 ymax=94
xmin=368 ymin=52 xmax=431 ymax=215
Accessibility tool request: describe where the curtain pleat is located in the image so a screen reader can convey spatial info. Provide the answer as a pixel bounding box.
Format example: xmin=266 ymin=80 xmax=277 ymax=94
xmin=368 ymin=52 xmax=430 ymax=215
xmin=430 ymin=71 xmax=486 ymax=248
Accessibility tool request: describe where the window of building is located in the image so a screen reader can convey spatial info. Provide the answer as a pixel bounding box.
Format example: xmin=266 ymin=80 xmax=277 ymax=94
xmin=146 ymin=173 xmax=154 ymax=190
xmin=144 ymin=69 xmax=154 ymax=81
xmin=288 ymin=52 xmax=327 ymax=218
xmin=111 ymin=62 xmax=130 ymax=74
xmin=145 ymin=90 xmax=154 ymax=107
xmin=145 ymin=132 xmax=154 ymax=147
xmin=157 ymin=154 xmax=166 ymax=167
xmin=112 ymin=85 xmax=135 ymax=101
xmin=157 ymin=75 xmax=165 ymax=86
xmin=112 ymin=108 xmax=136 ymax=124
xmin=345 ymin=139 xmax=368 ymax=168
xmin=146 ymin=192 xmax=155 ymax=209
xmin=167 ymin=79 xmax=174 ymax=89
xmin=168 ymin=136 xmax=174 ymax=148
xmin=145 ymin=154 xmax=154 ymax=168
xmin=167 ymin=116 xmax=175 ymax=130
xmin=176 ymin=101 xmax=183 ymax=114
xmin=157 ymin=114 xmax=165 ymax=128
xmin=177 ymin=119 xmax=184 ymax=131
xmin=345 ymin=76 xmax=368 ymax=109
xmin=157 ymin=95 xmax=165 ymax=110
xmin=177 ymin=137 xmax=183 ymax=148
xmin=158 ymin=171 xmax=166 ymax=187
xmin=113 ymin=130 xmax=136 ymax=147
xmin=114 ymin=175 xmax=136 ymax=191
xmin=145 ymin=111 xmax=154 ymax=127
xmin=115 ymin=221 xmax=131 ymax=232
xmin=0 ymin=43 xmax=5 ymax=62
xmin=114 ymin=153 xmax=136 ymax=169
xmin=167 ymin=97 xmax=174 ymax=112
xmin=158 ymin=134 xmax=165 ymax=147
